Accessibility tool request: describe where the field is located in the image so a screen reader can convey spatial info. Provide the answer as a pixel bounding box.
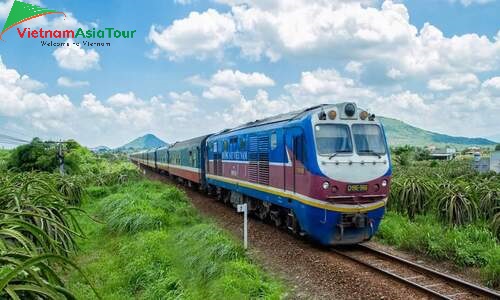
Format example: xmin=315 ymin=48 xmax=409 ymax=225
xmin=0 ymin=142 xmax=283 ymax=299
xmin=378 ymin=148 xmax=500 ymax=288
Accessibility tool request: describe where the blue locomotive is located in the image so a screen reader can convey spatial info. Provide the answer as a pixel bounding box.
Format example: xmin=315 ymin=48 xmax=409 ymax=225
xmin=130 ymin=103 xmax=392 ymax=245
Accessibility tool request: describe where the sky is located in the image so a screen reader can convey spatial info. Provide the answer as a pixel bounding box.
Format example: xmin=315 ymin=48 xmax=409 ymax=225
xmin=0 ymin=0 xmax=499 ymax=148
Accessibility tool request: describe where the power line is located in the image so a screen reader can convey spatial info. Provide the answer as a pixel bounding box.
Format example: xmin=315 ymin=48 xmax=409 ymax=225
xmin=0 ymin=134 xmax=30 ymax=144
xmin=0 ymin=126 xmax=32 ymax=141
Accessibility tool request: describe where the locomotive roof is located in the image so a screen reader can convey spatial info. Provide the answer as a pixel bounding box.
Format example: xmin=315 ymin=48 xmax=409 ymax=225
xmin=169 ymin=134 xmax=211 ymax=149
xmin=220 ymin=104 xmax=330 ymax=133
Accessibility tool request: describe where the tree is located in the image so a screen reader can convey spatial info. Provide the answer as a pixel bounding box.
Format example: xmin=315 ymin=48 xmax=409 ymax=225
xmin=7 ymin=138 xmax=90 ymax=173
xmin=495 ymin=144 xmax=500 ymax=151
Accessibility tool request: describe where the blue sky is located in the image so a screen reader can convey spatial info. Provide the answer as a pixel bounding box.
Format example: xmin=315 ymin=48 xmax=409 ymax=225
xmin=0 ymin=0 xmax=499 ymax=147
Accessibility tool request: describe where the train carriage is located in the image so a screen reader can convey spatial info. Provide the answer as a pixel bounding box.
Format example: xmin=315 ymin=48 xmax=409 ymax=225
xmin=156 ymin=146 xmax=169 ymax=172
xmin=167 ymin=135 xmax=210 ymax=187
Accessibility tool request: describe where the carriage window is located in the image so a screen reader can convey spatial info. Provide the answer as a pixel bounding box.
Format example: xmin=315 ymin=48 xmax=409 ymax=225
xmin=239 ymin=137 xmax=246 ymax=151
xmin=314 ymin=124 xmax=352 ymax=155
xmin=270 ymin=132 xmax=277 ymax=150
xmin=352 ymin=124 xmax=386 ymax=155
xmin=223 ymin=140 xmax=229 ymax=151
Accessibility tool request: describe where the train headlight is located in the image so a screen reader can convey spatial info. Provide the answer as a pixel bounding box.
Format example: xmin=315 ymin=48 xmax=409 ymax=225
xmin=322 ymin=181 xmax=330 ymax=190
xmin=328 ymin=110 xmax=337 ymax=120
xmin=345 ymin=103 xmax=355 ymax=117
xmin=359 ymin=111 xmax=368 ymax=120
xmin=381 ymin=179 xmax=388 ymax=187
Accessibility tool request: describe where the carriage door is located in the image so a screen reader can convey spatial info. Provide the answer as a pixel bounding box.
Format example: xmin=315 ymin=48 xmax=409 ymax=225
xmin=286 ymin=128 xmax=305 ymax=193
xmin=214 ymin=141 xmax=223 ymax=176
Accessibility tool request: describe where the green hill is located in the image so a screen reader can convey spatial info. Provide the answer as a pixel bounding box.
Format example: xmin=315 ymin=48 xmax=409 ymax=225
xmin=117 ymin=134 xmax=167 ymax=151
xmin=380 ymin=117 xmax=496 ymax=148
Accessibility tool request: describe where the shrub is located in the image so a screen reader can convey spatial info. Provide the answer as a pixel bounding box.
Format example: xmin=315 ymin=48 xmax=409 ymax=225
xmin=99 ymin=180 xmax=197 ymax=233
xmin=437 ymin=181 xmax=478 ymax=226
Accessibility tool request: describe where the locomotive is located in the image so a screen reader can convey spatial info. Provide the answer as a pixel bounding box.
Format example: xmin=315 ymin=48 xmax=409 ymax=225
xmin=130 ymin=102 xmax=392 ymax=245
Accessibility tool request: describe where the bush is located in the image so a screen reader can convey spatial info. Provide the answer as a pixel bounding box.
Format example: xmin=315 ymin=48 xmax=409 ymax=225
xmin=0 ymin=171 xmax=96 ymax=299
xmin=377 ymin=212 xmax=500 ymax=288
xmin=99 ymin=180 xmax=197 ymax=233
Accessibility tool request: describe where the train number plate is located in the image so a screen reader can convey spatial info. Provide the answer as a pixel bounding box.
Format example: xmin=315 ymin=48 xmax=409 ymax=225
xmin=347 ymin=184 xmax=368 ymax=192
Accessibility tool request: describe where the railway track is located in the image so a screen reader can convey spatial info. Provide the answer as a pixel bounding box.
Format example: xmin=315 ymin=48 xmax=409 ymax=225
xmin=332 ymin=244 xmax=500 ymax=299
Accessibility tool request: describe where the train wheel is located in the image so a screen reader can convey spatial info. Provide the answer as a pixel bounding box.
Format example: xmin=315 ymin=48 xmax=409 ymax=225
xmin=222 ymin=191 xmax=231 ymax=205
xmin=255 ymin=201 xmax=270 ymax=221
xmin=270 ymin=207 xmax=283 ymax=228
xmin=216 ymin=187 xmax=223 ymax=201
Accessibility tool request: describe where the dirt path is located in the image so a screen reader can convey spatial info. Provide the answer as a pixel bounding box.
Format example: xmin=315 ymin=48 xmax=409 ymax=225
xmin=141 ymin=167 xmax=430 ymax=299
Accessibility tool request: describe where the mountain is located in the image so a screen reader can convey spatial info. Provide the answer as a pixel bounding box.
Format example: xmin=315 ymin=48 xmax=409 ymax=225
xmin=90 ymin=145 xmax=111 ymax=153
xmin=117 ymin=134 xmax=167 ymax=151
xmin=380 ymin=117 xmax=497 ymax=148
xmin=486 ymin=134 xmax=500 ymax=144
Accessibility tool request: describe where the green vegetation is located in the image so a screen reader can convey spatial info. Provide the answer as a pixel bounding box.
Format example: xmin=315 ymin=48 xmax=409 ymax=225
xmin=67 ymin=179 xmax=283 ymax=299
xmin=7 ymin=138 xmax=87 ymax=173
xmin=0 ymin=171 xmax=94 ymax=299
xmin=378 ymin=213 xmax=499 ymax=288
xmin=378 ymin=149 xmax=500 ymax=288
xmin=1 ymin=138 xmax=283 ymax=299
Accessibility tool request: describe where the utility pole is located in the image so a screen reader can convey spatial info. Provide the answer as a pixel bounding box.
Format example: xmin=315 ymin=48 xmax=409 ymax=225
xmin=56 ymin=141 xmax=65 ymax=176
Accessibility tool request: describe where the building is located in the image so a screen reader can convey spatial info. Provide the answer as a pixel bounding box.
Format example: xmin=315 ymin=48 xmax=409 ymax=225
xmin=430 ymin=147 xmax=457 ymax=160
xmin=491 ymin=151 xmax=500 ymax=173
xmin=472 ymin=151 xmax=500 ymax=173
xmin=465 ymin=146 xmax=481 ymax=155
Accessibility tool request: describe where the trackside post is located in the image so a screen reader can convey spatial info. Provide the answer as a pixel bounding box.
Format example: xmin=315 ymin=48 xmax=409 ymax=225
xmin=237 ymin=203 xmax=248 ymax=249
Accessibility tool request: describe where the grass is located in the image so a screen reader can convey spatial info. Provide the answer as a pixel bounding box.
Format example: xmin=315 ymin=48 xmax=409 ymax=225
xmin=376 ymin=212 xmax=500 ymax=288
xmin=67 ymin=179 xmax=284 ymax=299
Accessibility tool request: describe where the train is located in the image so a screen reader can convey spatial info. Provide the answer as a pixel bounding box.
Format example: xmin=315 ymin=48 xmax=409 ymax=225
xmin=130 ymin=102 xmax=392 ymax=245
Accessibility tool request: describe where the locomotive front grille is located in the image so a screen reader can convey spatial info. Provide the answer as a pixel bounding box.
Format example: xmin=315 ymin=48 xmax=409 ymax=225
xmin=327 ymin=194 xmax=385 ymax=205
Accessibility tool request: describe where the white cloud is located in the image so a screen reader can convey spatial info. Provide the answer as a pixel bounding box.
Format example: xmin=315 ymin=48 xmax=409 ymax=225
xmin=427 ymin=73 xmax=479 ymax=91
xmin=482 ymin=76 xmax=500 ymax=96
xmin=386 ymin=68 xmax=404 ymax=80
xmin=202 ymin=85 xmax=242 ymax=102
xmin=174 ymin=0 xmax=193 ymax=4
xmin=211 ymin=69 xmax=275 ymax=88
xmin=154 ymin=1 xmax=500 ymax=82
xmin=107 ymin=92 xmax=143 ymax=107
xmin=148 ymin=9 xmax=235 ymax=60
xmin=449 ymin=0 xmax=495 ymax=7
xmin=57 ymin=76 xmax=89 ymax=88
xmin=0 ymin=56 xmax=75 ymax=139
xmin=345 ymin=61 xmax=363 ymax=75
xmin=284 ymin=68 xmax=376 ymax=103
xmin=53 ymin=39 xmax=100 ymax=71
xmin=190 ymin=69 xmax=274 ymax=102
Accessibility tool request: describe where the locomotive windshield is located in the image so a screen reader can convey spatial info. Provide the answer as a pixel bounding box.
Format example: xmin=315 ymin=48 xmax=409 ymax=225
xmin=314 ymin=124 xmax=352 ymax=155
xmin=352 ymin=124 xmax=386 ymax=155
